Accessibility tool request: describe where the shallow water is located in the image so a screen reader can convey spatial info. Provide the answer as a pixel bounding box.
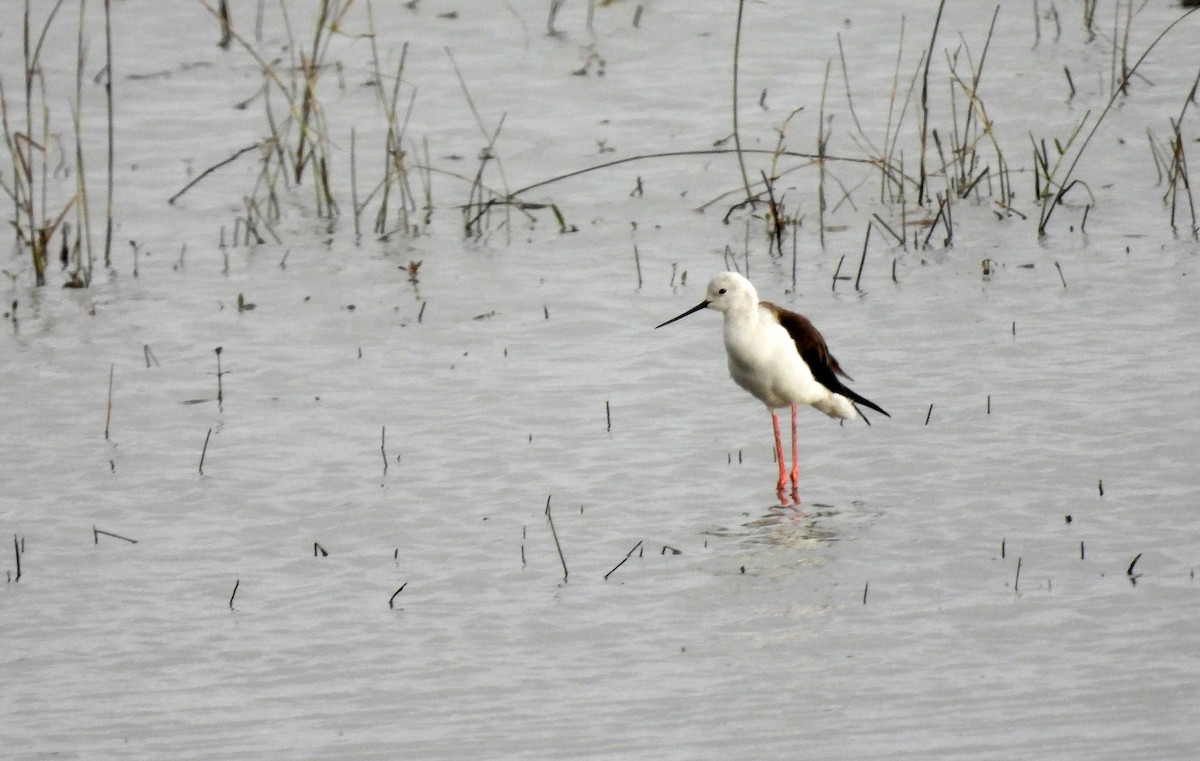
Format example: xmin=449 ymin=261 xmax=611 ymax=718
xmin=3 ymin=1 xmax=1200 ymax=758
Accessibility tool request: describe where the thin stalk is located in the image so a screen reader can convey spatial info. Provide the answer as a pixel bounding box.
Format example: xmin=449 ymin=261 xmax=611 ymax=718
xmin=817 ymin=58 xmax=831 ymax=249
xmin=917 ymin=0 xmax=946 ymax=206
xmin=73 ymin=0 xmax=93 ymax=285
xmin=731 ymin=0 xmax=753 ymax=203
xmin=103 ymin=0 xmax=113 ymax=267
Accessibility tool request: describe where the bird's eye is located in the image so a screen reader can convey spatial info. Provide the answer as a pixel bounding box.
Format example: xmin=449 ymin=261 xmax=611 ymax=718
xmin=718 ymin=288 xmax=727 ymax=295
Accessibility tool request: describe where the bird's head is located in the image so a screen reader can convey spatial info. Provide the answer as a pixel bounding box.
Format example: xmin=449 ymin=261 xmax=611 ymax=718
xmin=654 ymin=271 xmax=757 ymax=329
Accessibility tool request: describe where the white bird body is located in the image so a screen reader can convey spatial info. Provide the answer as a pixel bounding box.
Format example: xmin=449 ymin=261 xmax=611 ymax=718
xmin=721 ymin=299 xmax=859 ymax=419
xmin=656 ymin=271 xmax=887 ymax=499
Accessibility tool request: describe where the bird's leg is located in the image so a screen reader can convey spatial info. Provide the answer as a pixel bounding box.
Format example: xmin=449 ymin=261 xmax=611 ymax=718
xmin=771 ymin=410 xmax=788 ymax=493
xmin=789 ymin=403 xmax=800 ymax=492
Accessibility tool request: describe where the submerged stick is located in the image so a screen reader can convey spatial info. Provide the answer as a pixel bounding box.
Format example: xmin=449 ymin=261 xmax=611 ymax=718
xmin=1127 ymin=552 xmax=1142 ymax=576
xmin=1014 ymin=556 xmax=1022 ymax=592
xmin=830 ymin=254 xmax=846 ymax=292
xmin=604 ymin=540 xmax=644 ymax=581
xmin=350 ymin=127 xmax=360 ymax=238
xmin=229 ymin=578 xmax=239 ymax=609
xmin=215 ymin=347 xmax=224 ymax=409
xmin=388 ymin=582 xmax=407 ymax=609
xmin=104 ymin=363 xmax=114 ymax=440
xmin=168 ymin=143 xmax=260 ymax=204
xmin=854 ymin=222 xmax=871 ymax=291
xmin=216 ymin=0 xmax=231 ymax=48
xmin=199 ymin=427 xmax=213 ymax=474
xmin=545 ymin=495 xmax=568 ymax=582
xmin=872 ymin=213 xmax=904 ymax=245
xmin=1054 ymin=261 xmax=1068 ymax=288
xmin=93 ymin=526 xmax=137 ymax=544
xmin=103 ymin=0 xmax=114 ymax=267
xmin=13 ymin=534 xmax=20 ymax=582
xmin=380 ymin=425 xmax=388 ymax=475
xmin=862 ymin=580 xmax=868 ymax=605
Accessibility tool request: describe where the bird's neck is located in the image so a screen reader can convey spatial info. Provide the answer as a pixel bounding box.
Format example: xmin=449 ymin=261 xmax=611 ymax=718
xmin=723 ymin=301 xmax=760 ymax=329
xmin=722 ymin=302 xmax=763 ymax=348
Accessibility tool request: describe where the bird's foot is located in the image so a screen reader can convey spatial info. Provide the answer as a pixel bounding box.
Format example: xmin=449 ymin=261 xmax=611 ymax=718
xmin=776 ymin=484 xmax=801 ymax=507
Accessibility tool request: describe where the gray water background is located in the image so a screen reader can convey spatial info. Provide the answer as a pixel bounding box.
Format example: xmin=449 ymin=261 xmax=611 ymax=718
xmin=3 ymin=1 xmax=1199 ymax=758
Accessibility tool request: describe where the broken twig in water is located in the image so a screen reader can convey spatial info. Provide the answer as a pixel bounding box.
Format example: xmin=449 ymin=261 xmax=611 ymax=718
xmin=104 ymin=364 xmax=114 ymax=440
xmin=389 ymin=582 xmax=408 ymax=609
xmin=831 ymin=254 xmax=846 ymax=292
xmin=168 ymin=143 xmax=261 ymax=204
xmin=93 ymin=526 xmax=137 ymax=544
xmin=215 ymin=347 xmax=224 ymax=410
xmin=854 ymin=222 xmax=871 ymax=291
xmin=1054 ymin=261 xmax=1068 ymax=288
xmin=605 ymin=540 xmax=644 ymax=581
xmin=199 ymin=428 xmax=213 ymax=474
xmin=545 ymin=495 xmax=568 ymax=582
xmin=1127 ymin=553 xmax=1142 ymax=577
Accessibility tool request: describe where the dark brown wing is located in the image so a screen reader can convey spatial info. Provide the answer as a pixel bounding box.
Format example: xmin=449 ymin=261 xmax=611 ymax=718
xmin=762 ymin=301 xmax=890 ymax=418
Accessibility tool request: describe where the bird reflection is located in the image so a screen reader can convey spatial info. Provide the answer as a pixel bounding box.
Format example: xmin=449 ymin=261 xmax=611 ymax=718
xmin=704 ymin=503 xmax=840 ymax=549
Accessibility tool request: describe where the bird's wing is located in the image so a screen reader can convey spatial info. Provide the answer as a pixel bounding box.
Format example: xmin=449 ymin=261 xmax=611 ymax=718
xmin=764 ymin=302 xmax=890 ymax=418
xmin=763 ymin=302 xmax=855 ymax=384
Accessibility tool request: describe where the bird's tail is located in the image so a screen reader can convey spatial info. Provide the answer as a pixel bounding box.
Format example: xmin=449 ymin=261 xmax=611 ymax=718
xmin=845 ymin=388 xmax=889 ymax=421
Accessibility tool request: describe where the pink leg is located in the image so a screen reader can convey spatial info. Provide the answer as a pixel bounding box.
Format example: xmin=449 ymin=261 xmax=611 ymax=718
xmin=789 ymin=404 xmax=800 ymax=490
xmin=771 ymin=411 xmax=787 ymax=492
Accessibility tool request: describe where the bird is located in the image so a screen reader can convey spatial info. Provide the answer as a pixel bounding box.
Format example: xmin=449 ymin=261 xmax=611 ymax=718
xmin=655 ymin=271 xmax=888 ymax=500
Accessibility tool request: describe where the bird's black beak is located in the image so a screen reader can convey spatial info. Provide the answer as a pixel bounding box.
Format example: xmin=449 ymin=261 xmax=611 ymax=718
xmin=654 ymin=300 xmax=710 ymax=329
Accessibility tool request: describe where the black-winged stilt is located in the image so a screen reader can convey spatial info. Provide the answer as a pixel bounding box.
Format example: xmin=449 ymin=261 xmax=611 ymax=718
xmin=656 ymin=271 xmax=889 ymax=501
